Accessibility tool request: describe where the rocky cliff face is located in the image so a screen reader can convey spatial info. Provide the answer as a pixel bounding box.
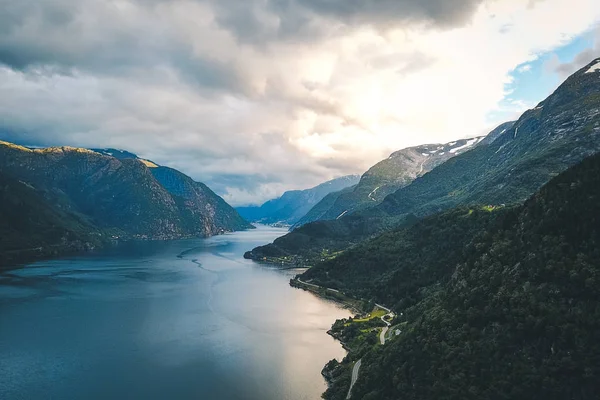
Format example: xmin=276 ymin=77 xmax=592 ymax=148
xmin=0 ymin=142 xmax=252 ymax=242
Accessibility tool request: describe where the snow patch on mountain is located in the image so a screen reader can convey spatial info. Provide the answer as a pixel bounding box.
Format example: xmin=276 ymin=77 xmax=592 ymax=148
xmin=368 ymin=186 xmax=380 ymax=201
xmin=336 ymin=210 xmax=348 ymax=219
xmin=449 ymin=137 xmax=481 ymax=154
xmin=585 ymin=60 xmax=600 ymax=74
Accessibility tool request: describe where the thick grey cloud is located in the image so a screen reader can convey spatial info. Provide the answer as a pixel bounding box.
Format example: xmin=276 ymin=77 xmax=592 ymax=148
xmin=548 ymin=27 xmax=600 ymax=78
xmin=0 ymin=0 xmax=485 ymax=73
xmin=196 ymin=0 xmax=488 ymax=47
xmin=295 ymin=0 xmax=484 ymax=28
xmin=0 ymin=0 xmax=488 ymax=205
xmin=0 ymin=0 xmax=255 ymax=96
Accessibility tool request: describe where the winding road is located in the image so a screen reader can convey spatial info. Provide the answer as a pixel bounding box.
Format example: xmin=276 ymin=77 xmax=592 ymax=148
xmin=296 ymin=278 xmax=340 ymax=293
xmin=292 ymin=279 xmax=396 ymax=397
xmin=346 ymin=359 xmax=362 ymax=399
xmin=379 ymin=314 xmax=392 ymax=345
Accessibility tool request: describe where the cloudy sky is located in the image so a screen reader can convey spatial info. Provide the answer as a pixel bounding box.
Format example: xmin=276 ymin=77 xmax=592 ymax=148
xmin=1 ymin=0 xmax=599 ymax=205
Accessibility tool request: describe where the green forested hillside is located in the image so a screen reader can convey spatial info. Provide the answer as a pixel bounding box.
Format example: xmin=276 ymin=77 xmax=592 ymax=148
xmin=0 ymin=171 xmax=104 ymax=265
xmin=0 ymin=141 xmax=253 ymax=265
xmin=248 ymin=58 xmax=600 ymax=264
xmin=0 ymin=141 xmax=252 ymax=240
xmin=309 ymin=150 xmax=600 ymax=400
xmin=293 ymin=131 xmax=513 ymax=229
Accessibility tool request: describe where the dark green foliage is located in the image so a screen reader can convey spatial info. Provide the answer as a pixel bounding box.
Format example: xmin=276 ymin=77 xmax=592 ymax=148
xmin=249 ymin=60 xmax=600 ymax=264
xmin=0 ymin=171 xmax=104 ymax=265
xmin=0 ymin=142 xmax=252 ymax=265
xmin=0 ymin=143 xmax=251 ymax=242
xmin=302 ymin=206 xmax=513 ymax=311
xmin=319 ymin=150 xmax=600 ymax=400
xmin=151 ymin=166 xmax=252 ymax=235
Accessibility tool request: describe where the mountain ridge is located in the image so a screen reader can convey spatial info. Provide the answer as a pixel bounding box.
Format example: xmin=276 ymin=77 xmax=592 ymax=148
xmin=312 ymin=148 xmax=600 ymax=400
xmin=293 ymin=126 xmax=514 ymax=229
xmin=236 ymin=175 xmax=360 ymax=226
xmin=246 ymin=57 xmax=600 ymax=264
xmin=0 ymin=140 xmax=252 ymax=265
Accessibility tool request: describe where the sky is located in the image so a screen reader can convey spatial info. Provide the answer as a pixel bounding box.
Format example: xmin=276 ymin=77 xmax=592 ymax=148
xmin=0 ymin=0 xmax=599 ymax=206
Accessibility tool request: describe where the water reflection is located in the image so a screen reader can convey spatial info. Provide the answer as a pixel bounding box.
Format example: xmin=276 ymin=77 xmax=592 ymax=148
xmin=0 ymin=226 xmax=350 ymax=400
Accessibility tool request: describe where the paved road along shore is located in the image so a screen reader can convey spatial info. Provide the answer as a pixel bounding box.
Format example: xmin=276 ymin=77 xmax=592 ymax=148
xmin=346 ymin=359 xmax=362 ymax=399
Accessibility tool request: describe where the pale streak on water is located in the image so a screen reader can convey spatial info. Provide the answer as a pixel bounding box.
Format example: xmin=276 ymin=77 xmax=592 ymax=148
xmin=0 ymin=225 xmax=350 ymax=400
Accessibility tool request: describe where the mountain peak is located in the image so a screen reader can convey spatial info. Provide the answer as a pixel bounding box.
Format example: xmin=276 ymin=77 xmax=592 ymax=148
xmin=0 ymin=140 xmax=252 ymax=244
xmin=584 ymin=58 xmax=600 ymax=74
xmin=0 ymin=141 xmax=98 ymax=156
xmin=295 ymin=135 xmax=492 ymax=226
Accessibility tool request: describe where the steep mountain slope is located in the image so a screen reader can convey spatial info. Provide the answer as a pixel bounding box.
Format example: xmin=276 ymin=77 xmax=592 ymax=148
xmin=247 ymin=58 xmax=600 ymax=263
xmin=0 ymin=141 xmax=252 ymax=240
xmin=151 ymin=166 xmax=251 ymax=236
xmin=312 ymin=148 xmax=600 ymax=400
xmin=0 ymin=170 xmax=104 ymax=265
xmin=236 ymin=175 xmax=360 ymax=225
xmin=293 ymin=122 xmax=513 ymax=230
xmin=293 ymin=184 xmax=357 ymax=228
xmin=299 ymin=135 xmax=507 ymax=227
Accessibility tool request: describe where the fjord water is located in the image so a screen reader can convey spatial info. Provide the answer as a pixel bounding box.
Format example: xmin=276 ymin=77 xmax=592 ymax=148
xmin=0 ymin=226 xmax=349 ymax=400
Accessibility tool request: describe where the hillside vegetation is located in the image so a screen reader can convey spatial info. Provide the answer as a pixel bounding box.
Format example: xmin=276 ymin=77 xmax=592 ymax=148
xmin=309 ymin=151 xmax=600 ymax=400
xmin=247 ymin=58 xmax=600 ymax=265
xmin=0 ymin=142 xmax=252 ymax=265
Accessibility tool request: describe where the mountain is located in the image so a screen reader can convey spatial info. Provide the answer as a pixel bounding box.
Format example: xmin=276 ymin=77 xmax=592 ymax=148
xmin=151 ymin=166 xmax=252 ymax=236
xmin=293 ymin=129 xmax=513 ymax=229
xmin=0 ymin=170 xmax=104 ymax=265
xmin=236 ymin=175 xmax=360 ymax=225
xmin=246 ymin=58 xmax=600 ymax=264
xmin=308 ymin=149 xmax=600 ymax=400
xmin=0 ymin=141 xmax=252 ymax=245
xmin=292 ymin=184 xmax=357 ymax=228
xmin=91 ymin=148 xmax=140 ymax=160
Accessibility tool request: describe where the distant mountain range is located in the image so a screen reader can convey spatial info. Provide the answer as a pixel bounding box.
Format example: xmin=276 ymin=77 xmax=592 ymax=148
xmin=246 ymin=58 xmax=600 ymax=264
xmin=0 ymin=142 xmax=252 ymax=265
xmin=236 ymin=175 xmax=360 ymax=226
xmin=293 ymin=127 xmax=513 ymax=228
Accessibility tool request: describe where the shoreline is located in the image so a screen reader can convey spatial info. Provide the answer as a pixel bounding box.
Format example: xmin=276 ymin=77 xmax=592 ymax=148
xmin=289 ymin=275 xmax=397 ymax=398
xmin=0 ymin=226 xmax=257 ymax=271
xmin=289 ymin=277 xmax=365 ymax=315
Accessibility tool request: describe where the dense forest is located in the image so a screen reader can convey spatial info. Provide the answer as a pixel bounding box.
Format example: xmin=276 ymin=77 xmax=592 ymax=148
xmin=0 ymin=171 xmax=105 ymax=266
xmin=306 ymin=151 xmax=600 ymax=399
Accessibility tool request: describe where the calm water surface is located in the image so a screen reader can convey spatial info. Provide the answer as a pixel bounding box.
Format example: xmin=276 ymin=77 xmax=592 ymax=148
xmin=0 ymin=226 xmax=349 ymax=400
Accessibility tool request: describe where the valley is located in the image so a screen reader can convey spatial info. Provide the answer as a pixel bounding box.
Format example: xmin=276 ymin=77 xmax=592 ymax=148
xmin=0 ymin=226 xmax=351 ymax=400
xmin=244 ymin=59 xmax=600 ymax=399
xmin=1 ymin=14 xmax=600 ymax=399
